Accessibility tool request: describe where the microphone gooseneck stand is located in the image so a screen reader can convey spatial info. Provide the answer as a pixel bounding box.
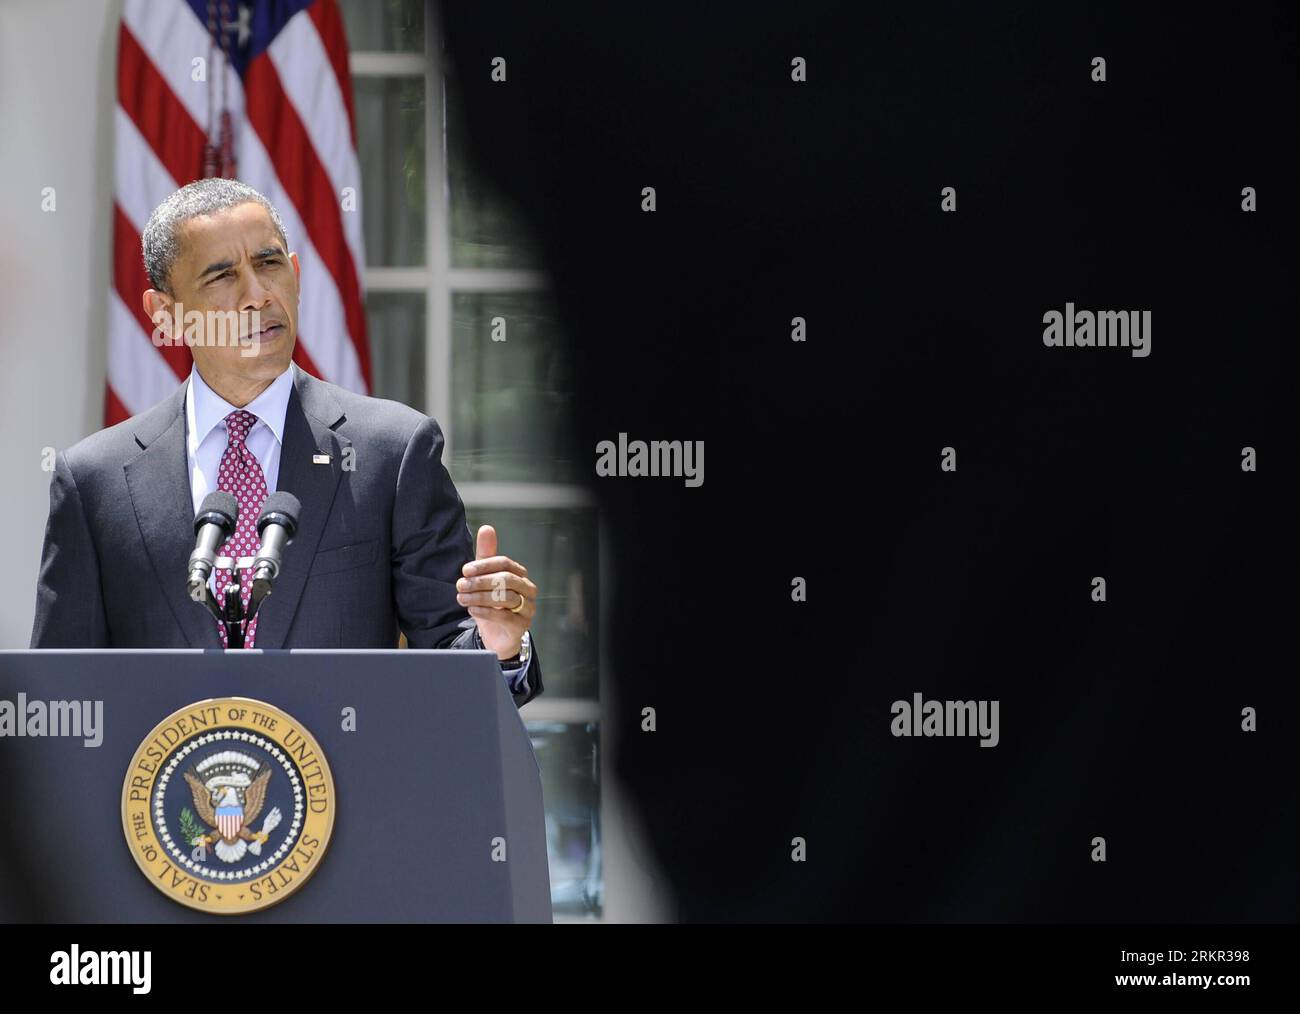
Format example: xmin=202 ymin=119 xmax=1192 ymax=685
xmin=187 ymin=492 xmax=302 ymax=649
xmin=195 ymin=555 xmax=272 ymax=649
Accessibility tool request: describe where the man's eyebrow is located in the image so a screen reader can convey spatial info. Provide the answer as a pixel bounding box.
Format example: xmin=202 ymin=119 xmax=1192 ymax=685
xmin=253 ymin=246 xmax=285 ymax=259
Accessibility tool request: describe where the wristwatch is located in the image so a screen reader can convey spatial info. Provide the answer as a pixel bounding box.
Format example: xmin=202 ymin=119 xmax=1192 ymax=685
xmin=481 ymin=628 xmax=531 ymax=668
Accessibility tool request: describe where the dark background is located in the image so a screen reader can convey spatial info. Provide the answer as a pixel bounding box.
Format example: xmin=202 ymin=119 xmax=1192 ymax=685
xmin=439 ymin=0 xmax=1298 ymax=921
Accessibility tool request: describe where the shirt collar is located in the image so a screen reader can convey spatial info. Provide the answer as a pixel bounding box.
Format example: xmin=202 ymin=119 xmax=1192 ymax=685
xmin=186 ymin=364 xmax=295 ymax=453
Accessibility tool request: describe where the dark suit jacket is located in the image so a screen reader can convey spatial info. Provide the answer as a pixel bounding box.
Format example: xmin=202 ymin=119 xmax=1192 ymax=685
xmin=29 ymin=363 xmax=542 ymax=709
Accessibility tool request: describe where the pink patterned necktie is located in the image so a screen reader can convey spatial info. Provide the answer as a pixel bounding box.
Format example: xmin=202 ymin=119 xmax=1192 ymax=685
xmin=214 ymin=409 xmax=269 ymax=648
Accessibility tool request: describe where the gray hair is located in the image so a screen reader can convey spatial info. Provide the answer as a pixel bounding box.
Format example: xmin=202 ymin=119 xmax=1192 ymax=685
xmin=141 ymin=178 xmax=290 ymax=293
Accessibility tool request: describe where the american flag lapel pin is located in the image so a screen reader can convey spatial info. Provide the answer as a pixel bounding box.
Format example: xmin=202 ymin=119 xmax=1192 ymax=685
xmin=313 ymin=453 xmax=331 ymax=465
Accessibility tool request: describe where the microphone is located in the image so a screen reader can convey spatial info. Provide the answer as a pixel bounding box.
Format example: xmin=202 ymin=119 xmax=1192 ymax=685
xmin=250 ymin=491 xmax=302 ymax=603
xmin=188 ymin=491 xmax=239 ymax=600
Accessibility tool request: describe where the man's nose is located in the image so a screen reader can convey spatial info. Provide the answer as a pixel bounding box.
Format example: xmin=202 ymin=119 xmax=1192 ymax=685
xmin=239 ymin=271 xmax=273 ymax=311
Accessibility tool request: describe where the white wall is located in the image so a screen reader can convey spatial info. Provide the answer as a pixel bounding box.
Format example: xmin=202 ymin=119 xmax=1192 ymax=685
xmin=0 ymin=0 xmax=121 ymax=649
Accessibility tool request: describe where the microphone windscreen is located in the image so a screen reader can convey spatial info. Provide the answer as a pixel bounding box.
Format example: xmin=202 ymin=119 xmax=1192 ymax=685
xmin=258 ymin=491 xmax=303 ymax=536
xmin=196 ymin=490 xmax=239 ymax=531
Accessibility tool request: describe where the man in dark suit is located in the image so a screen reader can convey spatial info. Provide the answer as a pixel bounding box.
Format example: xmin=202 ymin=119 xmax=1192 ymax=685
xmin=30 ymin=178 xmax=542 ymax=709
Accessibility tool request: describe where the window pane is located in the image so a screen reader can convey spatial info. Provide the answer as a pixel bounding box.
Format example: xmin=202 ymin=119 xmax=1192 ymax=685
xmin=449 ymin=293 xmax=577 ymax=484
xmin=463 ymin=506 xmax=598 ymax=700
xmin=354 ymin=76 xmax=426 ymax=266
xmin=365 ymin=292 xmax=425 ymax=410
xmin=444 ymin=72 xmax=543 ymax=268
xmin=338 ymin=0 xmax=424 ymax=52
xmin=527 ymin=721 xmax=602 ymax=917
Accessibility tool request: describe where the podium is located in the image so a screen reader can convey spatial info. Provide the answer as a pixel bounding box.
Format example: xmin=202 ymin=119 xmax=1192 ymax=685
xmin=0 ymin=650 xmax=552 ymax=923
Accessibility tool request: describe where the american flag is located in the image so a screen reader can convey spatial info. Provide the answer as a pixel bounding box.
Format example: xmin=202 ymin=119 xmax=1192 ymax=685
xmin=109 ymin=0 xmax=371 ymax=424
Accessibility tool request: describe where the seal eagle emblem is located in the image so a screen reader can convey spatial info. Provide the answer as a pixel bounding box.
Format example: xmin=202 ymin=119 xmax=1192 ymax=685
xmin=183 ymin=751 xmax=279 ymax=862
xmin=121 ymin=697 xmax=335 ymax=914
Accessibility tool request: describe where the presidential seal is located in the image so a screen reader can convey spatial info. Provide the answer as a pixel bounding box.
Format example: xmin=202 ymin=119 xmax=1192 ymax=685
xmin=121 ymin=698 xmax=334 ymax=914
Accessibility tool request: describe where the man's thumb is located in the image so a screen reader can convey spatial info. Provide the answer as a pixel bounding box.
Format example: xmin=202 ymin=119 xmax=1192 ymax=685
xmin=475 ymin=524 xmax=497 ymax=560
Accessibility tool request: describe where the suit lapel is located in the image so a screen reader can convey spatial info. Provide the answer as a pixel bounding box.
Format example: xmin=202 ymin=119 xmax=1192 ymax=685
xmin=124 ymin=380 xmax=221 ymax=648
xmin=249 ymin=365 xmax=350 ymax=648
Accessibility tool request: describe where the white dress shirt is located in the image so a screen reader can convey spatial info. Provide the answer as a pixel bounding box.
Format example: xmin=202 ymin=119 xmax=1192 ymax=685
xmin=186 ymin=363 xmax=293 ymax=515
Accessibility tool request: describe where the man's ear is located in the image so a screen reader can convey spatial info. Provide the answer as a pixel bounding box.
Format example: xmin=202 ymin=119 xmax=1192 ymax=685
xmin=142 ymin=289 xmax=176 ymax=341
xmin=289 ymin=251 xmax=301 ymax=285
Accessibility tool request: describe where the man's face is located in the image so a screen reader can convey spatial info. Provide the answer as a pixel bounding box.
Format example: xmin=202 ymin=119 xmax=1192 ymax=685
xmin=158 ymin=201 xmax=300 ymax=381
